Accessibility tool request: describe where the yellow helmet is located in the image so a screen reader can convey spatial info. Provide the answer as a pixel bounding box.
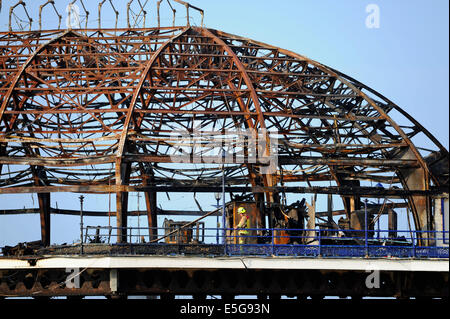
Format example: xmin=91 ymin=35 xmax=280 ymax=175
xmin=238 ymin=207 xmax=247 ymax=214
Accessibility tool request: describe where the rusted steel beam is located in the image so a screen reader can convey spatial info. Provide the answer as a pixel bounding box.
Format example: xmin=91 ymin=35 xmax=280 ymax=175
xmin=279 ymin=156 xmax=418 ymax=167
xmin=0 ymin=26 xmax=184 ymax=36
xmin=0 ymin=207 xmax=216 ymax=217
xmin=135 ymin=186 xmax=448 ymax=198
xmin=113 ymin=28 xmax=188 ymax=243
xmin=214 ymin=30 xmax=435 ymax=185
xmin=0 ymin=208 xmax=407 ymax=227
xmin=38 ymin=192 xmax=51 ymax=246
xmin=116 ymin=28 xmax=190 ymax=160
xmin=0 ymin=184 xmax=445 ymax=198
xmin=331 ymin=69 xmax=449 ymax=162
xmin=118 ymin=154 xmax=419 ymax=168
xmin=143 ymin=166 xmax=158 ymax=240
xmin=199 ymin=27 xmax=277 ymax=204
xmin=115 ymin=158 xmax=131 ymax=243
xmin=33 ymin=165 xmax=51 ymax=247
xmin=0 ymin=156 xmax=115 ymax=166
xmin=0 ymin=30 xmax=72 ymax=124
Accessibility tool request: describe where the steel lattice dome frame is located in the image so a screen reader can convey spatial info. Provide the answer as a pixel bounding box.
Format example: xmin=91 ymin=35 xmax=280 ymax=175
xmin=0 ymin=26 xmax=448 ymax=245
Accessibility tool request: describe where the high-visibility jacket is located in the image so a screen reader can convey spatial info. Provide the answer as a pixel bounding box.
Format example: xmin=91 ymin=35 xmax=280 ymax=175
xmin=237 ymin=214 xmax=250 ymax=235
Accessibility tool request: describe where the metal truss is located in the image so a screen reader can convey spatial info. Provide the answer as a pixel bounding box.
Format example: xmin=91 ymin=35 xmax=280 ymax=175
xmin=0 ymin=27 xmax=448 ymax=245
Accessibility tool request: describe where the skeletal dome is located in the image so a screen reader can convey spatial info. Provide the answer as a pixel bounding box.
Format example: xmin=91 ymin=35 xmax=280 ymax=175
xmin=0 ymin=27 xmax=448 ymax=209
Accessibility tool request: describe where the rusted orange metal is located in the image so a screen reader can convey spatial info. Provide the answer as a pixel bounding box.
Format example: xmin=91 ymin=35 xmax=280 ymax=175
xmin=0 ymin=26 xmax=447 ymax=246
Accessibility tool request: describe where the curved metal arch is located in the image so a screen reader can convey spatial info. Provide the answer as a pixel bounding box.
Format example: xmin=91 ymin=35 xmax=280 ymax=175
xmin=210 ymin=29 xmax=443 ymax=236
xmin=0 ymin=29 xmax=84 ymax=247
xmin=116 ymin=26 xmax=269 ymax=156
xmin=330 ymin=67 xmax=448 ymax=157
xmin=116 ymin=26 xmax=190 ymax=160
xmin=259 ymin=46 xmax=435 ymax=231
xmin=115 ymin=26 xmax=280 ymax=214
xmin=0 ymin=28 xmax=139 ymax=171
xmin=198 ymin=28 xmax=267 ymax=133
xmin=0 ymin=29 xmax=73 ymax=125
xmin=212 ymin=29 xmax=434 ymax=182
xmin=0 ymin=26 xmax=446 ymax=242
xmin=113 ymin=26 xmax=189 ymax=243
xmin=198 ymin=27 xmax=277 ymax=200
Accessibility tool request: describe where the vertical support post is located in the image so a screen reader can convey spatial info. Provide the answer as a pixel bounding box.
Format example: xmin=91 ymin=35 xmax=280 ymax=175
xmin=365 ymin=199 xmax=369 ymax=258
xmin=127 ymin=1 xmax=132 ymax=28
xmin=38 ymin=192 xmax=51 ymax=247
xmin=222 ymin=149 xmax=226 ymax=248
xmin=377 ymin=217 xmax=381 ymax=240
xmin=388 ymin=209 xmax=398 ymax=239
xmin=116 ymin=159 xmax=130 ymax=244
xmin=116 ymin=192 xmax=129 ymax=243
xmin=318 ymin=228 xmax=322 ymax=257
xmin=215 ymin=198 xmax=220 ymax=244
xmin=398 ymin=149 xmax=431 ymax=246
xmin=0 ymin=144 xmax=5 ymax=176
xmin=350 ymin=197 xmax=356 ymax=214
xmin=185 ymin=3 xmax=190 ymax=26
xmin=216 ymin=212 xmax=219 ymax=244
xmin=257 ymin=193 xmax=266 ymax=229
xmin=36 ymin=167 xmax=51 ymax=247
xmin=434 ymin=194 xmax=449 ymax=248
xmin=136 ymin=192 xmax=141 ymax=242
xmin=79 ymin=195 xmax=84 ymax=255
xmin=98 ymin=0 xmax=105 ymax=29
xmin=434 ymin=196 xmax=442 ymax=247
xmin=271 ymin=228 xmax=275 ymax=256
xmin=305 ymin=199 xmax=317 ymax=245
xmin=172 ymin=8 xmax=176 ymax=27
xmin=157 ymin=0 xmax=162 ymax=28
xmin=144 ymin=171 xmax=158 ymax=241
xmin=327 ymin=193 xmax=333 ymax=230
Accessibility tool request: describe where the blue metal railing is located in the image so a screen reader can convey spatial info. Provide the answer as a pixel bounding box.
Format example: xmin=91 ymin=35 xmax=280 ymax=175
xmin=80 ymin=225 xmax=449 ymax=259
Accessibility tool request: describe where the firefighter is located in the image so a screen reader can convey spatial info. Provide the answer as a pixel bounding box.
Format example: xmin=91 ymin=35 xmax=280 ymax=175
xmin=236 ymin=207 xmax=250 ymax=245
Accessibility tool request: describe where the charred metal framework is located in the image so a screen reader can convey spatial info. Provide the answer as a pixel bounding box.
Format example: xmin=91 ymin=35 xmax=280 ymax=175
xmin=0 ymin=25 xmax=448 ymax=246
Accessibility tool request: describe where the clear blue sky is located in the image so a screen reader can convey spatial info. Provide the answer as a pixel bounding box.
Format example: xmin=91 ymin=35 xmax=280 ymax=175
xmin=0 ymin=0 xmax=448 ymax=246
